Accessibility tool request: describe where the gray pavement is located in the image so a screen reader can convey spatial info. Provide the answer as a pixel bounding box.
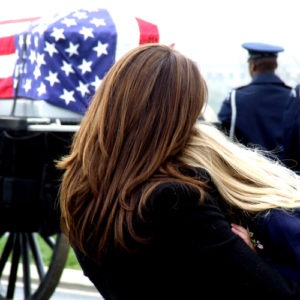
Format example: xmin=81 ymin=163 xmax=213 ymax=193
xmin=50 ymin=268 xmax=104 ymax=299
xmin=1 ymin=267 xmax=104 ymax=299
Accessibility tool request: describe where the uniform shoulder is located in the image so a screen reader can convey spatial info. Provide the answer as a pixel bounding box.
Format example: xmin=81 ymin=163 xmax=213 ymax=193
xmin=290 ymin=84 xmax=300 ymax=99
xmin=224 ymin=85 xmax=248 ymax=101
xmin=235 ymin=84 xmax=249 ymax=91
xmin=281 ymin=82 xmax=292 ymax=90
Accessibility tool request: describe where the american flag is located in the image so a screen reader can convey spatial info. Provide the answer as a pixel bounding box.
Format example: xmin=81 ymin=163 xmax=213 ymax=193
xmin=0 ymin=8 xmax=159 ymax=115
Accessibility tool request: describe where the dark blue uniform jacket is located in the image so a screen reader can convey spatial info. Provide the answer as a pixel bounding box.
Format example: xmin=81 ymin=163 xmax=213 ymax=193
xmin=250 ymin=209 xmax=300 ymax=283
xmin=218 ymin=73 xmax=292 ymax=161
xmin=282 ymin=86 xmax=300 ymax=172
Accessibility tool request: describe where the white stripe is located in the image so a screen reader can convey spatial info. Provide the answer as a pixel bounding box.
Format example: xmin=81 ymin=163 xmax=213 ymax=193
xmin=229 ymin=89 xmax=237 ymax=141
xmin=0 ymin=53 xmax=16 ymax=78
xmin=108 ymin=8 xmax=141 ymax=61
xmin=0 ymin=20 xmax=34 ymax=37
xmin=0 ymin=20 xmax=35 ymax=79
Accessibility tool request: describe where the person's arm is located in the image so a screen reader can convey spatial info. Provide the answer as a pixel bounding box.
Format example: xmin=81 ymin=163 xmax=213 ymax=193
xmin=217 ymin=93 xmax=232 ymax=135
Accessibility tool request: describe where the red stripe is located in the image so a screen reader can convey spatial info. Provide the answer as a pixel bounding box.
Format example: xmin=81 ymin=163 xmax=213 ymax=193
xmin=0 ymin=36 xmax=15 ymax=55
xmin=0 ymin=17 xmax=41 ymax=55
xmin=0 ymin=16 xmax=40 ymax=25
xmin=0 ymin=77 xmax=14 ymax=98
xmin=135 ymin=18 xmax=159 ymax=44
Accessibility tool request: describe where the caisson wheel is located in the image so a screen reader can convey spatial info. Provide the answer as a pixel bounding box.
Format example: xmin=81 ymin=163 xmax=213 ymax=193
xmin=0 ymin=231 xmax=69 ymax=300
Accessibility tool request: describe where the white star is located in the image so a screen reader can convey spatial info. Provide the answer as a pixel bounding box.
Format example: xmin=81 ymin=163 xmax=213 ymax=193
xmin=34 ymin=35 xmax=39 ymax=48
xmin=65 ymin=42 xmax=79 ymax=57
xmin=79 ymin=27 xmax=94 ymax=40
xmin=37 ymin=82 xmax=46 ymax=96
xmin=61 ymin=61 xmax=75 ymax=76
xmin=60 ymin=89 xmax=76 ymax=105
xmin=29 ymin=50 xmax=36 ymax=64
xmin=44 ymin=42 xmax=58 ymax=57
xmin=93 ymin=41 xmax=108 ymax=57
xmin=73 ymin=11 xmax=88 ymax=19
xmin=25 ymin=34 xmax=32 ymax=48
xmin=21 ymin=50 xmax=26 ymax=60
xmin=36 ymin=52 xmax=46 ymax=67
xmin=13 ymin=78 xmax=18 ymax=89
xmin=90 ymin=18 xmax=106 ymax=27
xmin=18 ymin=34 xmax=25 ymax=48
xmin=50 ymin=27 xmax=65 ymax=41
xmin=14 ymin=64 xmax=21 ymax=78
xmin=61 ymin=18 xmax=77 ymax=27
xmin=91 ymin=76 xmax=102 ymax=90
xmin=23 ymin=79 xmax=32 ymax=92
xmin=34 ymin=66 xmax=41 ymax=79
xmin=78 ymin=59 xmax=92 ymax=74
xmin=76 ymin=81 xmax=90 ymax=97
xmin=45 ymin=71 xmax=59 ymax=86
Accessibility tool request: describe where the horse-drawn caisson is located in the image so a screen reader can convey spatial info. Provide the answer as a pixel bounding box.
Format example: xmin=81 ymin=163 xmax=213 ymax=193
xmin=0 ymin=7 xmax=160 ymax=299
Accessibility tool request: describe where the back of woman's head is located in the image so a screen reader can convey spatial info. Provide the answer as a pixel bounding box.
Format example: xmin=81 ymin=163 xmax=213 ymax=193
xmin=58 ymin=43 xmax=207 ymax=255
xmin=90 ymin=43 xmax=206 ymax=161
xmin=74 ymin=44 xmax=207 ymax=186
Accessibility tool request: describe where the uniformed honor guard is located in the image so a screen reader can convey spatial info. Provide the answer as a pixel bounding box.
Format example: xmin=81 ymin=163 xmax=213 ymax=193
xmin=217 ymin=42 xmax=292 ymax=162
xmin=218 ymin=43 xmax=300 ymax=284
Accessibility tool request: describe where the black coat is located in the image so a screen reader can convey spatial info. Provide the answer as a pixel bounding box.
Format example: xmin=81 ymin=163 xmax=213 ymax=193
xmin=282 ymin=86 xmax=300 ymax=172
xmin=74 ymin=178 xmax=300 ymax=299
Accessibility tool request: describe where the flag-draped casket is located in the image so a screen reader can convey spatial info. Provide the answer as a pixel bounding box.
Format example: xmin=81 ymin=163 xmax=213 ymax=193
xmin=0 ymin=7 xmax=160 ymax=118
xmin=0 ymin=8 xmax=160 ymax=233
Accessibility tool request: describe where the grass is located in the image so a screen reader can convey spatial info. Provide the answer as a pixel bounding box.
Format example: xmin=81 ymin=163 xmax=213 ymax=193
xmin=0 ymin=233 xmax=81 ymax=270
xmin=65 ymin=247 xmax=81 ymax=270
xmin=35 ymin=234 xmax=81 ymax=270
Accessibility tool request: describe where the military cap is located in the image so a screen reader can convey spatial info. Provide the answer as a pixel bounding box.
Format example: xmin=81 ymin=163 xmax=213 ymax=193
xmin=242 ymin=42 xmax=284 ymax=60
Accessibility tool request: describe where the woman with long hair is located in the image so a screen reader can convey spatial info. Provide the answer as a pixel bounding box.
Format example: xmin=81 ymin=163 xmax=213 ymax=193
xmin=57 ymin=43 xmax=300 ymax=299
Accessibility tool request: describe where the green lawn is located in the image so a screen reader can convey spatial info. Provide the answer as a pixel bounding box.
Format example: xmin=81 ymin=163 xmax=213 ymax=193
xmin=34 ymin=234 xmax=81 ymax=270
xmin=66 ymin=247 xmax=81 ymax=270
xmin=0 ymin=233 xmax=81 ymax=270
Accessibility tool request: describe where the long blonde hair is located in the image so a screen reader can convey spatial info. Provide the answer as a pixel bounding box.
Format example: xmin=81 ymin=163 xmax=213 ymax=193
xmin=180 ymin=121 xmax=300 ymax=211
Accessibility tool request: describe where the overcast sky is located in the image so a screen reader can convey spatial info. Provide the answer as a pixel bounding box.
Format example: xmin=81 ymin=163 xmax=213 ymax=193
xmin=2 ymin=0 xmax=300 ymax=66
xmin=2 ymin=0 xmax=300 ymax=111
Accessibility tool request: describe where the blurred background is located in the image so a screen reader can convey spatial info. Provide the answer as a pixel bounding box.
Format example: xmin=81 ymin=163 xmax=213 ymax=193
xmin=1 ymin=0 xmax=300 ymax=113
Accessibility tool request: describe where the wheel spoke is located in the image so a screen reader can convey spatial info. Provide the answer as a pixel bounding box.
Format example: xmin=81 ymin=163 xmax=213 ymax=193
xmin=0 ymin=233 xmax=14 ymax=277
xmin=21 ymin=233 xmax=31 ymax=298
xmin=27 ymin=233 xmax=45 ymax=279
xmin=0 ymin=232 xmax=69 ymax=299
xmin=7 ymin=233 xmax=21 ymax=299
xmin=40 ymin=234 xmax=56 ymax=249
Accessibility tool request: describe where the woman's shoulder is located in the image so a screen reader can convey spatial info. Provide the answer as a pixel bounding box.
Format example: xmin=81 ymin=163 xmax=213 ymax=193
xmin=148 ymin=175 xmax=221 ymax=216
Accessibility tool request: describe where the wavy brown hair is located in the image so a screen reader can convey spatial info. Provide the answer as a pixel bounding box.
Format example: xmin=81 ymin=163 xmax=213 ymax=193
xmin=57 ymin=43 xmax=208 ymax=260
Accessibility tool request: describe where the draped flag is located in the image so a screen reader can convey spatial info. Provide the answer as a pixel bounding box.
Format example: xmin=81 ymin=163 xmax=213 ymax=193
xmin=0 ymin=8 xmax=159 ymax=115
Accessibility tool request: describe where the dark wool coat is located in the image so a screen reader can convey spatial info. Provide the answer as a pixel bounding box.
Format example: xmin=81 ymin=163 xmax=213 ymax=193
xmin=75 ymin=178 xmax=300 ymax=299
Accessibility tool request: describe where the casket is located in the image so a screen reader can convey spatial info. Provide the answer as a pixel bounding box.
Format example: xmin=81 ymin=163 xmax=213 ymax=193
xmin=0 ymin=7 xmax=160 ymax=130
xmin=0 ymin=7 xmax=160 ymax=230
